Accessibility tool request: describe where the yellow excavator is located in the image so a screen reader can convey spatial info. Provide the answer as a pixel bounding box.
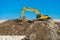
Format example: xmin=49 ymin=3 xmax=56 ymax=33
xmin=20 ymin=7 xmax=50 ymax=20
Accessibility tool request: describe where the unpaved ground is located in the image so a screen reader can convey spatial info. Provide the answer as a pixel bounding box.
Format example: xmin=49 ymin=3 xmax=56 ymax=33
xmin=0 ymin=19 xmax=60 ymax=40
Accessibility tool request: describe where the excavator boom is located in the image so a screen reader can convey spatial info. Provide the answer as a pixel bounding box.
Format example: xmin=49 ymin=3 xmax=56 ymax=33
xmin=20 ymin=7 xmax=42 ymax=17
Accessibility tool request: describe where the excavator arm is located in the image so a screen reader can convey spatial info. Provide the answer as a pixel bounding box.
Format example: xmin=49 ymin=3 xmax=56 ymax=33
xmin=20 ymin=7 xmax=42 ymax=18
xmin=20 ymin=7 xmax=26 ymax=18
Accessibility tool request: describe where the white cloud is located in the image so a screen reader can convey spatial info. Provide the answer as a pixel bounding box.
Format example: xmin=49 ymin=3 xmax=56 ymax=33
xmin=0 ymin=20 xmax=7 ymax=23
xmin=53 ymin=19 xmax=60 ymax=22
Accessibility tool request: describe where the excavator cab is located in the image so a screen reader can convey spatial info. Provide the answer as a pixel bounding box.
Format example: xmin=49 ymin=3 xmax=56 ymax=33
xmin=36 ymin=14 xmax=41 ymax=18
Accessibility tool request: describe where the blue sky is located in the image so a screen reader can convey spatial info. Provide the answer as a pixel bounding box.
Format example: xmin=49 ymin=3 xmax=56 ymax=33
xmin=0 ymin=0 xmax=60 ymax=20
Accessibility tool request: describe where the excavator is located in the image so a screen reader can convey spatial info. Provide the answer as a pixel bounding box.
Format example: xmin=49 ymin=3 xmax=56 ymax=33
xmin=20 ymin=7 xmax=50 ymax=20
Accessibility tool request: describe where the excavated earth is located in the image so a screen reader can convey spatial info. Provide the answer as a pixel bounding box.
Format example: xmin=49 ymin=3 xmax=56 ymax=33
xmin=0 ymin=19 xmax=60 ymax=40
xmin=0 ymin=19 xmax=34 ymax=35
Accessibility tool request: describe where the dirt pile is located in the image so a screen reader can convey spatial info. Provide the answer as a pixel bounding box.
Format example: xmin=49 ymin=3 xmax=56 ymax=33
xmin=0 ymin=19 xmax=34 ymax=35
xmin=22 ymin=21 xmax=59 ymax=40
xmin=0 ymin=19 xmax=60 ymax=40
